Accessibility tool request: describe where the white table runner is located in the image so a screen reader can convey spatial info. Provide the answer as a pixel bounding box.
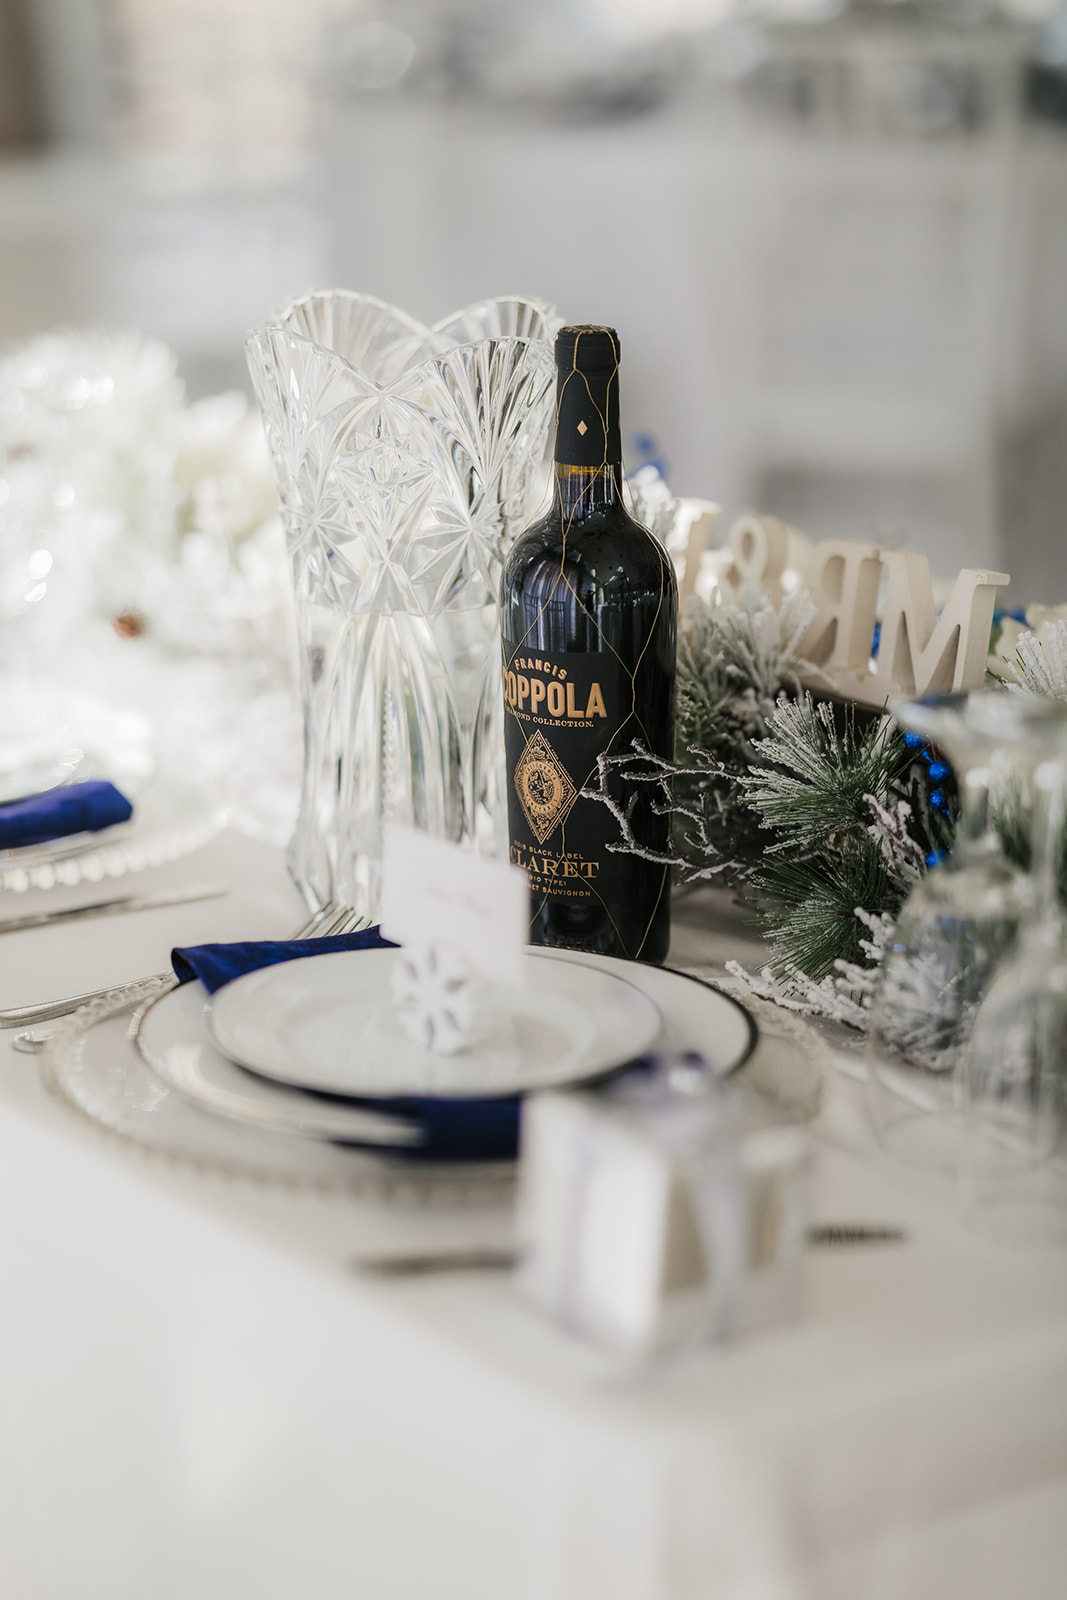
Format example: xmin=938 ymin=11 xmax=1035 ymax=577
xmin=1 ymin=833 xmax=1064 ymax=1599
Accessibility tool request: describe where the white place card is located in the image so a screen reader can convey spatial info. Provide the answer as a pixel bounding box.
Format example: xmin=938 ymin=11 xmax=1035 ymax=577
xmin=380 ymin=824 xmax=528 ymax=988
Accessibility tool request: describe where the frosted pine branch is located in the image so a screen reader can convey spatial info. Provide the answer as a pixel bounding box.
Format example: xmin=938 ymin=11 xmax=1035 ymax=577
xmin=737 ymin=694 xmax=908 ymax=859
xmin=679 ymin=583 xmax=821 ymax=739
xmin=1004 ymin=619 xmax=1067 ymax=702
xmin=865 ymin=795 xmax=926 ymax=890
xmin=725 ymin=957 xmax=871 ymax=1030
xmin=726 ymin=906 xmax=895 ymax=1032
xmin=580 ymin=739 xmax=753 ymax=883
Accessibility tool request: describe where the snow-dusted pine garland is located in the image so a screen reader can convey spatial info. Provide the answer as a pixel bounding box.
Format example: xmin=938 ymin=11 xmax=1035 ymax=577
xmin=581 ymin=579 xmax=1063 ymax=1032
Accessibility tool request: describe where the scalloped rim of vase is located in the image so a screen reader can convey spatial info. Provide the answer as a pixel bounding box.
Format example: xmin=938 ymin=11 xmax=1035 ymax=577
xmin=247 ymin=289 xmax=561 ymax=391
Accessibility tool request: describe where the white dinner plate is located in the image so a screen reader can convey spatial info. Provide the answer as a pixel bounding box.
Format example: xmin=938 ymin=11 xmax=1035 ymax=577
xmin=205 ymin=948 xmax=664 ymax=1099
xmin=137 ymin=981 xmax=423 ymax=1148
xmin=136 ymin=950 xmax=758 ymax=1151
xmin=536 ymin=948 xmax=757 ymax=1082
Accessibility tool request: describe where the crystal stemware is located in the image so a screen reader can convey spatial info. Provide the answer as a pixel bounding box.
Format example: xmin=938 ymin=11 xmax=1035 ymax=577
xmin=866 ymin=692 xmax=1025 ymax=1171
xmin=961 ymin=708 xmax=1067 ymax=1247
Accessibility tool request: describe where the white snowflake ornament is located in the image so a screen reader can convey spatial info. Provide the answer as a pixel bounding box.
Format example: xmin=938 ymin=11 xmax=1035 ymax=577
xmin=392 ymin=941 xmax=480 ymax=1056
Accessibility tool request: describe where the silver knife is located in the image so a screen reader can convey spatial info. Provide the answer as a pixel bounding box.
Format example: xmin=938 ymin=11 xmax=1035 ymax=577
xmin=348 ymin=1226 xmax=909 ymax=1278
xmin=0 ymin=881 xmax=229 ymax=936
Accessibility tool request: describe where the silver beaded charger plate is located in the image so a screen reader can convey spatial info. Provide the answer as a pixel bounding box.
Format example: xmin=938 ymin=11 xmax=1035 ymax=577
xmin=42 ymin=978 xmax=513 ymax=1204
xmin=39 ymin=957 xmax=773 ymax=1204
xmin=204 ymin=948 xmax=665 ymax=1099
xmin=0 ymin=779 xmax=226 ymax=895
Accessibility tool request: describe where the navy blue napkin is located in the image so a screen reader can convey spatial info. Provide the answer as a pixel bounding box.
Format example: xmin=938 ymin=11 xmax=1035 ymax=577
xmin=0 ymin=780 xmax=133 ymax=850
xmin=172 ymin=926 xmax=396 ymax=992
xmin=170 ymin=928 xmax=520 ymax=1163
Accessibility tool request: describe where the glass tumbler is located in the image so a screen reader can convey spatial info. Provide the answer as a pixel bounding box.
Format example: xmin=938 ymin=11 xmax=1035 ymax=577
xmin=866 ymin=692 xmax=1025 ymax=1170
xmin=962 ymin=707 xmax=1067 ymax=1246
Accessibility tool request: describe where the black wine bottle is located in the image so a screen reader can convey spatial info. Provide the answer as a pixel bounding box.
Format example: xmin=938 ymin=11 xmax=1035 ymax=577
xmin=500 ymin=325 xmax=677 ymax=964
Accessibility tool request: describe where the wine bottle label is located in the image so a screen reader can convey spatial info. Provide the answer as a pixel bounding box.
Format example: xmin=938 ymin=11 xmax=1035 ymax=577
xmin=502 ymin=642 xmax=630 ymax=910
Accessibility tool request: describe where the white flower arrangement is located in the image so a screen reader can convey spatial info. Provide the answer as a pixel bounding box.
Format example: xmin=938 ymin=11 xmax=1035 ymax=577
xmin=0 ymin=327 xmax=291 ymax=669
xmin=0 ymin=328 xmax=299 ymax=841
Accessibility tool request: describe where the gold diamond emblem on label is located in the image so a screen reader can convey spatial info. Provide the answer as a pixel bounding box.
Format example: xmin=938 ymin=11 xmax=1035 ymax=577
xmin=576 ymin=420 xmax=588 ymax=436
xmin=514 ymin=730 xmax=578 ymax=844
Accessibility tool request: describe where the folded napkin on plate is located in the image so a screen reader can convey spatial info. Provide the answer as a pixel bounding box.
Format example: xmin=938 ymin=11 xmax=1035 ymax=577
xmin=0 ymin=780 xmax=133 ymax=850
xmin=170 ymin=929 xmax=520 ymax=1163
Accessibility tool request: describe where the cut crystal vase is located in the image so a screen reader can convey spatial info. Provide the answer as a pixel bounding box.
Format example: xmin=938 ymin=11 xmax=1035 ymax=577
xmin=247 ymin=292 xmax=558 ymax=914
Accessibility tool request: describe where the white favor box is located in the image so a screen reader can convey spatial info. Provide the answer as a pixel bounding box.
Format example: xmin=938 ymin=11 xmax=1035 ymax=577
xmin=516 ymin=1087 xmax=810 ymax=1357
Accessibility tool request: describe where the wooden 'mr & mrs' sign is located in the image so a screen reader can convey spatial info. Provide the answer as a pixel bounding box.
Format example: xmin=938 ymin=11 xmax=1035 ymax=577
xmin=713 ymin=514 xmax=1009 ymax=710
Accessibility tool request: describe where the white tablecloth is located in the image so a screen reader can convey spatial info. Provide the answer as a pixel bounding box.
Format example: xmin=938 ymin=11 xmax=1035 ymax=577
xmin=1 ymin=831 xmax=1064 ymax=1600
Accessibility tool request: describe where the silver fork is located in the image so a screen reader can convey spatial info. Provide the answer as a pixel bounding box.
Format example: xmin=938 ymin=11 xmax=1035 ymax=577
xmin=2 ymin=899 xmax=368 ymax=1044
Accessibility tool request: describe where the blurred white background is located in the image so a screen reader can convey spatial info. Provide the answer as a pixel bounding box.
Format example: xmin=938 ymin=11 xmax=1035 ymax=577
xmin=1 ymin=0 xmax=1066 ymax=596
